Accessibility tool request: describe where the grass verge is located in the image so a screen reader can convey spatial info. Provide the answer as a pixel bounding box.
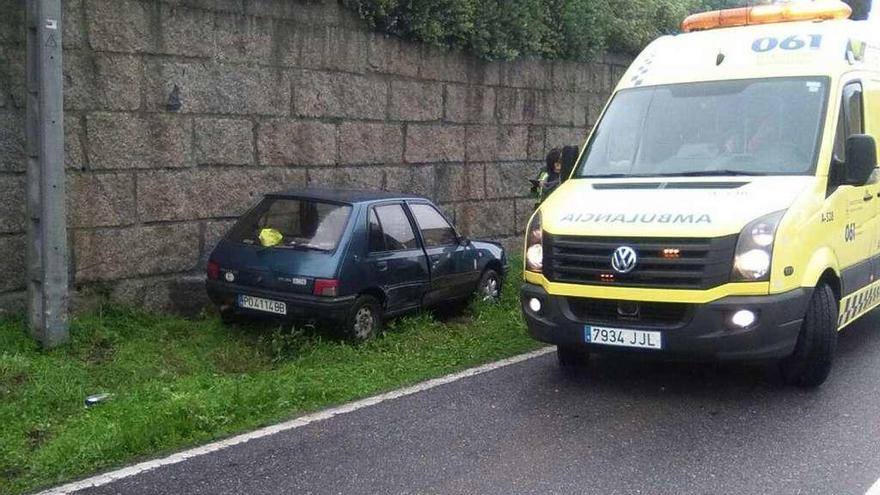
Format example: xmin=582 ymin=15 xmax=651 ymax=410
xmin=0 ymin=261 xmax=540 ymax=494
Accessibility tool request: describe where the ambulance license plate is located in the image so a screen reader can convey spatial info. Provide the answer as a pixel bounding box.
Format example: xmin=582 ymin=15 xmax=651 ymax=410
xmin=584 ymin=325 xmax=662 ymax=350
xmin=238 ymin=294 xmax=287 ymax=315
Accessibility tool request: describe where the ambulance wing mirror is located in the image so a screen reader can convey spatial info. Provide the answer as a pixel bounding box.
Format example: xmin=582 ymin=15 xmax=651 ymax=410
xmin=845 ymin=134 xmax=877 ymax=186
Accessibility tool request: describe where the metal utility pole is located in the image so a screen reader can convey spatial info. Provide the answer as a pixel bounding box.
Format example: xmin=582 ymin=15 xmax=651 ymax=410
xmin=26 ymin=0 xmax=69 ymax=347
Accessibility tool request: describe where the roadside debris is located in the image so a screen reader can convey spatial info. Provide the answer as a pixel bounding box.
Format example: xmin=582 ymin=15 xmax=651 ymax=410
xmin=85 ymin=393 xmax=112 ymax=407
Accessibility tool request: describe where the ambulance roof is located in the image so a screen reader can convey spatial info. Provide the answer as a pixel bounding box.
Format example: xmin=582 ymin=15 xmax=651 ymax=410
xmin=618 ymin=19 xmax=880 ymax=91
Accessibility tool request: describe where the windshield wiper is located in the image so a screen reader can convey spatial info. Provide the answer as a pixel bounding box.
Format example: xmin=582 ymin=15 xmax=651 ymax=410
xmin=262 ymin=244 xmax=330 ymax=252
xmin=291 ymin=244 xmax=330 ymax=252
xmin=653 ymin=170 xmax=766 ymax=177
xmin=582 ymin=170 xmax=761 ymax=178
xmin=581 ymin=173 xmax=653 ymax=179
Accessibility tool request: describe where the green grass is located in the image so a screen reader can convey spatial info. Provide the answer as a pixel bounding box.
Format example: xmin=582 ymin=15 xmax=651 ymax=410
xmin=0 ymin=261 xmax=540 ymax=495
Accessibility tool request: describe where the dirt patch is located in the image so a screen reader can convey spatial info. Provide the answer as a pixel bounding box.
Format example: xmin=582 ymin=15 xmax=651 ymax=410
xmin=210 ymin=346 xmax=269 ymax=374
xmin=0 ymin=464 xmax=23 ymax=482
xmin=25 ymin=424 xmax=52 ymax=450
xmin=85 ymin=335 xmax=115 ymax=364
xmin=0 ymin=372 xmax=27 ymax=398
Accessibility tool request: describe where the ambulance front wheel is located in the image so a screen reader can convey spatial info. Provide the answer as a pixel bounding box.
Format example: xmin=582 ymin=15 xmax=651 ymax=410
xmin=779 ymin=283 xmax=838 ymax=388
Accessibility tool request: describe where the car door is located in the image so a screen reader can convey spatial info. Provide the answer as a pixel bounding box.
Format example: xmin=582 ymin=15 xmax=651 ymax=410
xmin=826 ymin=80 xmax=878 ymax=296
xmin=406 ymin=202 xmax=478 ymax=305
xmin=365 ymin=203 xmax=429 ymax=315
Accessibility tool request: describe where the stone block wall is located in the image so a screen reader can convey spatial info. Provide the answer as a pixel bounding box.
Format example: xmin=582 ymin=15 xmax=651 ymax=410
xmin=0 ymin=0 xmax=629 ymax=313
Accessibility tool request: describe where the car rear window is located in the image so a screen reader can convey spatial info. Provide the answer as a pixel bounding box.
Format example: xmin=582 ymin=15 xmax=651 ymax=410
xmin=228 ymin=198 xmax=351 ymax=252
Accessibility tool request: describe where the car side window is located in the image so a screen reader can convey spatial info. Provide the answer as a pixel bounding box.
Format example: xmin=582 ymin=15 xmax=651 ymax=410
xmin=410 ymin=203 xmax=458 ymax=247
xmin=371 ymin=204 xmax=419 ymax=252
xmin=368 ymin=209 xmax=385 ymax=252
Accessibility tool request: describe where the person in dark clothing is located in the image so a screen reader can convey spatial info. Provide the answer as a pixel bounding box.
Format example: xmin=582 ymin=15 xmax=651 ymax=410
xmin=559 ymin=145 xmax=579 ymax=184
xmin=531 ymin=148 xmax=563 ymax=202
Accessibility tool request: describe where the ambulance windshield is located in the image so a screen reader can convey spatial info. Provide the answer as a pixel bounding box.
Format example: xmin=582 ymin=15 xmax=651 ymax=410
xmin=577 ymin=77 xmax=829 ymax=178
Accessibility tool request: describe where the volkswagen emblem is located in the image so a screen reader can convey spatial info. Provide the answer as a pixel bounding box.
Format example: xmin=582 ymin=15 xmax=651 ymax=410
xmin=611 ymin=246 xmax=638 ymax=274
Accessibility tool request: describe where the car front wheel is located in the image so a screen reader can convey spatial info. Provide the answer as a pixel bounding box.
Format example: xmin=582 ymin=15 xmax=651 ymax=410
xmin=477 ymin=269 xmax=501 ymax=303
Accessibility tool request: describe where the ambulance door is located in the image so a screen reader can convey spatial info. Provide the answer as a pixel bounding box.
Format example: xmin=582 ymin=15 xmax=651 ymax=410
xmin=864 ymin=78 xmax=880 ymax=284
xmin=828 ymin=79 xmax=878 ymax=297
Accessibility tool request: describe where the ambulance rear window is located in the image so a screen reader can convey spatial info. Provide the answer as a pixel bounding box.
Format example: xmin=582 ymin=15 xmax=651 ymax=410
xmin=577 ymin=77 xmax=829 ymax=178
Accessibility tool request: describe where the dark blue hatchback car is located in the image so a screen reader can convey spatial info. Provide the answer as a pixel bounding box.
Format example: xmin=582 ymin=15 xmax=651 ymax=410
xmin=206 ymin=188 xmax=507 ymax=340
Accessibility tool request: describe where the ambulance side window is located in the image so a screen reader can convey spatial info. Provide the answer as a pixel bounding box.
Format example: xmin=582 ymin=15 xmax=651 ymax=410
xmin=833 ymin=82 xmax=864 ymax=162
xmin=829 ymin=82 xmax=864 ymax=191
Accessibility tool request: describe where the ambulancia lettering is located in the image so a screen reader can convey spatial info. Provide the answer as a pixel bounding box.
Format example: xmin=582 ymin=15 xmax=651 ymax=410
xmin=559 ymin=213 xmax=712 ymax=224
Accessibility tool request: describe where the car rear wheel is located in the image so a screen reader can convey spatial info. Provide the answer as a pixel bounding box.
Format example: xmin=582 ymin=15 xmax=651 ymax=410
xmin=345 ymin=295 xmax=382 ymax=342
xmin=779 ymin=283 xmax=838 ymax=387
xmin=219 ymin=307 xmax=240 ymax=325
xmin=557 ymin=345 xmax=589 ymax=369
xmin=477 ymin=269 xmax=501 ymax=303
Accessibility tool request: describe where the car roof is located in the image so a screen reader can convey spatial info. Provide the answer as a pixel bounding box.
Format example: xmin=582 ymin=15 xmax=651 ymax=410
xmin=266 ymin=187 xmax=428 ymax=204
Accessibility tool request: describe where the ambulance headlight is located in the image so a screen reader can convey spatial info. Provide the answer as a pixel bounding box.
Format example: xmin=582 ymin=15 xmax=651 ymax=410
xmin=734 ymin=249 xmax=771 ymax=280
xmin=525 ymin=211 xmax=543 ymax=273
xmin=732 ymin=210 xmax=785 ymax=282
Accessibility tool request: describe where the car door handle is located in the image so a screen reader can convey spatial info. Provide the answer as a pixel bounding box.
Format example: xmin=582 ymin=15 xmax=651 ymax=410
xmin=864 ymin=192 xmax=874 ymax=202
xmin=375 ymin=261 xmax=388 ymax=271
xmin=430 ymin=254 xmax=441 ymax=262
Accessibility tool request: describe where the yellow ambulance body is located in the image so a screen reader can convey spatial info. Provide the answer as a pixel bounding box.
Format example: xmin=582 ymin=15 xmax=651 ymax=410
xmin=520 ymin=1 xmax=880 ymax=386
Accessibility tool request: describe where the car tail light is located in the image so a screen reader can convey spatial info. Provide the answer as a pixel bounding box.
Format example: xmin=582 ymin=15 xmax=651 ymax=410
xmin=207 ymin=260 xmax=220 ymax=280
xmin=313 ymin=279 xmax=338 ymax=297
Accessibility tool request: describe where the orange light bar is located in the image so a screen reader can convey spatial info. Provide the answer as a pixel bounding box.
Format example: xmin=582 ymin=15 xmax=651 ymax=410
xmin=662 ymin=248 xmax=681 ymax=259
xmin=682 ymin=0 xmax=852 ymax=32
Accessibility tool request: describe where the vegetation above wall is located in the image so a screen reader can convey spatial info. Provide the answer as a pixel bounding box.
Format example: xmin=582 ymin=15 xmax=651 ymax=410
xmin=342 ymin=0 xmax=872 ymax=61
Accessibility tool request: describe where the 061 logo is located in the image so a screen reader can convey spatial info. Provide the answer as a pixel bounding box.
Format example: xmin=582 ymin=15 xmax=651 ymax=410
xmin=845 ymin=223 xmax=857 ymax=243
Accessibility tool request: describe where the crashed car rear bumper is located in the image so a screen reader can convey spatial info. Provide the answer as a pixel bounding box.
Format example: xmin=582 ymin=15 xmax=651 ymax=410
xmin=206 ymin=280 xmax=355 ymax=323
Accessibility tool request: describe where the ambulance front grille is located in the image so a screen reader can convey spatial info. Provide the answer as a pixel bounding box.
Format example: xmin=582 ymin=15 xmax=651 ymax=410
xmin=566 ymin=297 xmax=692 ymax=328
xmin=544 ymin=234 xmax=738 ymax=290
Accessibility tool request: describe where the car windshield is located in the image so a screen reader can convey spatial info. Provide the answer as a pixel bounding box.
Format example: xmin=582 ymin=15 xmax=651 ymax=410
xmin=576 ymin=77 xmax=829 ymax=178
xmin=228 ymin=198 xmax=351 ymax=252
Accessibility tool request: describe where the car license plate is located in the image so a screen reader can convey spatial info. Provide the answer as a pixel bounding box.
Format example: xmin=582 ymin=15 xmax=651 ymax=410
xmin=238 ymin=294 xmax=287 ymax=315
xmin=584 ymin=325 xmax=662 ymax=350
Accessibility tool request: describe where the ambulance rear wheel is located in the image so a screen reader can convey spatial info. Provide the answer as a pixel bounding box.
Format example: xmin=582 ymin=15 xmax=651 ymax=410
xmin=779 ymin=283 xmax=838 ymax=388
xmin=557 ymin=345 xmax=589 ymax=369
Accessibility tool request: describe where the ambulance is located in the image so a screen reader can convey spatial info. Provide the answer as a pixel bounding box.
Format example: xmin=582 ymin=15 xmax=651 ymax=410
xmin=520 ymin=0 xmax=880 ymax=386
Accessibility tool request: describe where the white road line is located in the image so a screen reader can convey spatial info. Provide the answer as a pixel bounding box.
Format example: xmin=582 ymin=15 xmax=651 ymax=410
xmin=36 ymin=347 xmax=555 ymax=495
xmin=866 ymin=477 xmax=880 ymax=495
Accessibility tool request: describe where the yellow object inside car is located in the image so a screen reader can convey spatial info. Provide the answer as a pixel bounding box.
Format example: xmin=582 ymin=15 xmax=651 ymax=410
xmin=258 ymin=228 xmax=283 ymax=247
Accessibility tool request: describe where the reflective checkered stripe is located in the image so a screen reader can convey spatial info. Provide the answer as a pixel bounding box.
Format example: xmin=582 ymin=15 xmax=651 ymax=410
xmin=838 ymin=281 xmax=880 ymax=330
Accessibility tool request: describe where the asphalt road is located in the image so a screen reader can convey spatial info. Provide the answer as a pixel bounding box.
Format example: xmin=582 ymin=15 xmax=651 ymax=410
xmin=74 ymin=311 xmax=880 ymax=495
